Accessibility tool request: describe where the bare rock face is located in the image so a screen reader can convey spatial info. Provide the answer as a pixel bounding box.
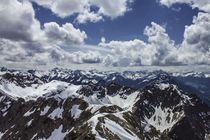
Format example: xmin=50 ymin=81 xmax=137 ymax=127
xmin=0 ymin=68 xmax=210 ymax=140
xmin=0 ymin=91 xmax=91 ymax=140
xmin=133 ymin=84 xmax=210 ymax=140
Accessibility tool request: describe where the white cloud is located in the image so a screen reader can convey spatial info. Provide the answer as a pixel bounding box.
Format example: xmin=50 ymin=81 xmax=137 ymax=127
xmin=101 ymin=37 xmax=106 ymax=43
xmin=30 ymin=0 xmax=88 ymax=18
xmin=99 ymin=13 xmax=210 ymax=67
xmin=44 ymin=22 xmax=87 ymax=46
xmin=0 ymin=0 xmax=43 ymax=42
xmin=1 ymin=0 xmax=210 ymax=69
xmin=178 ymin=12 xmax=210 ymax=65
xmin=0 ymin=38 xmax=49 ymax=66
xmin=91 ymin=0 xmax=132 ymax=19
xmin=99 ymin=22 xmax=178 ymax=66
xmin=69 ymin=51 xmax=102 ymax=64
xmin=0 ymin=0 xmax=102 ymax=68
xmin=144 ymin=22 xmax=177 ymax=65
xmin=76 ymin=8 xmax=103 ymax=24
xmin=158 ymin=0 xmax=210 ymax=12
xmin=51 ymin=0 xmax=88 ymax=18
xmin=0 ymin=38 xmax=103 ymax=69
xmin=0 ymin=0 xmax=87 ymax=46
xmin=183 ymin=12 xmax=210 ymax=50
xmin=31 ymin=0 xmax=133 ymax=23
xmin=0 ymin=0 xmax=91 ymax=69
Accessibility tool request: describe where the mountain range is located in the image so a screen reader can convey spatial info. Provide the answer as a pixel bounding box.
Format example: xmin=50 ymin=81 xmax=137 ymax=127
xmin=0 ymin=67 xmax=210 ymax=140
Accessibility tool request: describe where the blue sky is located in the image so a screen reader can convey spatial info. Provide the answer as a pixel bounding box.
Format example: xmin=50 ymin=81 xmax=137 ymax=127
xmin=33 ymin=0 xmax=199 ymax=45
xmin=0 ymin=0 xmax=210 ymax=69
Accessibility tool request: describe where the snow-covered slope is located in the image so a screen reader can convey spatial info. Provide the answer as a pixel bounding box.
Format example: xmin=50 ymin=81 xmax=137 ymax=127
xmin=0 ymin=80 xmax=73 ymax=101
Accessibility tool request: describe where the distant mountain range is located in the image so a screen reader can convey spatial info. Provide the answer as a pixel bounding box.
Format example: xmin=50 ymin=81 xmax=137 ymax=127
xmin=0 ymin=67 xmax=210 ymax=140
xmin=1 ymin=67 xmax=210 ymax=105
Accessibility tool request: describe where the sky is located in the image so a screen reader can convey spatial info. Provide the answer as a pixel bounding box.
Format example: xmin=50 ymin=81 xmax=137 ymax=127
xmin=0 ymin=0 xmax=210 ymax=70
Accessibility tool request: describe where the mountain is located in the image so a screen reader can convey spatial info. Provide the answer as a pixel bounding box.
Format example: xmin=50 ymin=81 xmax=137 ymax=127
xmin=1 ymin=67 xmax=210 ymax=105
xmin=0 ymin=68 xmax=210 ymax=140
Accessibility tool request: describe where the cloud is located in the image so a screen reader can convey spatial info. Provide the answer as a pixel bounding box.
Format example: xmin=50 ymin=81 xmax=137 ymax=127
xmin=0 ymin=37 xmax=102 ymax=69
xmin=31 ymin=0 xmax=133 ymax=23
xmin=98 ymin=13 xmax=210 ymax=67
xmin=0 ymin=39 xmax=48 ymax=65
xmin=44 ymin=22 xmax=87 ymax=46
xmin=69 ymin=51 xmax=102 ymax=64
xmin=1 ymin=0 xmax=210 ymax=69
xmin=76 ymin=8 xmax=103 ymax=24
xmin=0 ymin=0 xmax=87 ymax=47
xmin=158 ymin=0 xmax=210 ymax=12
xmin=101 ymin=37 xmax=106 ymax=43
xmin=51 ymin=0 xmax=88 ymax=18
xmin=183 ymin=12 xmax=210 ymax=50
xmin=90 ymin=0 xmax=132 ymax=19
xmin=0 ymin=0 xmax=43 ymax=42
xmin=99 ymin=22 xmax=178 ymax=66
xmin=178 ymin=12 xmax=210 ymax=65
xmin=171 ymin=7 xmax=182 ymax=12
xmin=0 ymin=0 xmax=90 ymax=69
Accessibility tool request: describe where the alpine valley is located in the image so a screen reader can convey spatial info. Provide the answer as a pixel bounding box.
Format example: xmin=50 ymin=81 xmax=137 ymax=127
xmin=0 ymin=67 xmax=210 ymax=140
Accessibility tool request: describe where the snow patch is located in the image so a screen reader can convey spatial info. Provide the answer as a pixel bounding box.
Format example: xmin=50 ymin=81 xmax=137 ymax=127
xmin=40 ymin=106 xmax=50 ymax=116
xmin=103 ymin=118 xmax=139 ymax=140
xmin=24 ymin=109 xmax=35 ymax=117
xmin=157 ymin=83 xmax=170 ymax=90
xmin=145 ymin=106 xmax=184 ymax=133
xmin=88 ymin=114 xmax=106 ymax=140
xmin=108 ymin=91 xmax=139 ymax=111
xmin=71 ymin=105 xmax=82 ymax=119
xmin=48 ymin=107 xmax=63 ymax=120
xmin=0 ymin=131 xmax=6 ymax=139
xmin=31 ymin=133 xmax=37 ymax=140
xmin=27 ymin=119 xmax=33 ymax=126
xmin=39 ymin=125 xmax=68 ymax=140
xmin=53 ymin=85 xmax=81 ymax=99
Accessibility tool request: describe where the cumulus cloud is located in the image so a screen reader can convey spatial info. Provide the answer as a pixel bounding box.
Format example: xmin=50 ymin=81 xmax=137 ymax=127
xmin=0 ymin=0 xmax=91 ymax=68
xmin=183 ymin=12 xmax=210 ymax=50
xmin=0 ymin=0 xmax=43 ymax=42
xmin=178 ymin=12 xmax=210 ymax=65
xmin=98 ymin=13 xmax=210 ymax=67
xmin=31 ymin=0 xmax=133 ymax=23
xmin=0 ymin=0 xmax=101 ymax=68
xmin=0 ymin=0 xmax=86 ymax=46
xmin=144 ymin=22 xmax=177 ymax=65
xmin=1 ymin=0 xmax=210 ymax=69
xmin=99 ymin=22 xmax=178 ymax=66
xmin=51 ymin=0 xmax=88 ymax=18
xmin=0 ymin=38 xmax=102 ymax=69
xmin=91 ymin=0 xmax=132 ymax=19
xmin=69 ymin=51 xmax=102 ymax=64
xmin=158 ymin=0 xmax=210 ymax=12
xmin=0 ymin=39 xmax=49 ymax=66
xmin=76 ymin=8 xmax=103 ymax=24
xmin=44 ymin=22 xmax=87 ymax=46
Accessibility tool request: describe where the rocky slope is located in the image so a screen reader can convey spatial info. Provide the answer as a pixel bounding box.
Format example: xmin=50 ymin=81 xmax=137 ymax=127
xmin=0 ymin=68 xmax=210 ymax=140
